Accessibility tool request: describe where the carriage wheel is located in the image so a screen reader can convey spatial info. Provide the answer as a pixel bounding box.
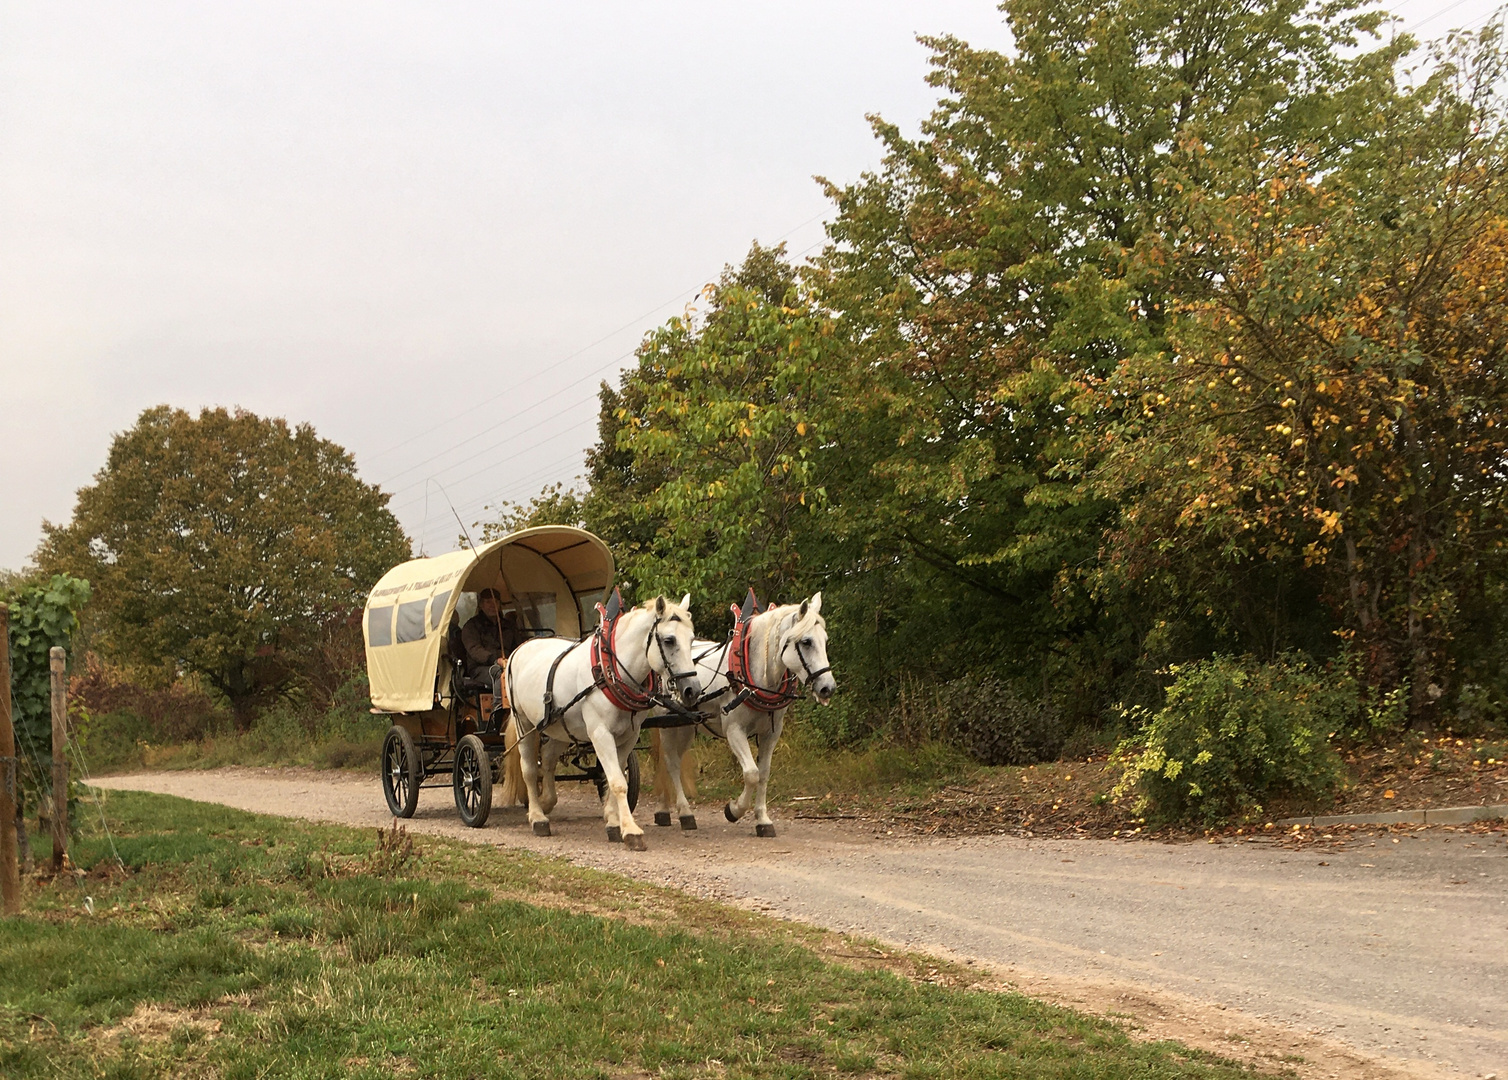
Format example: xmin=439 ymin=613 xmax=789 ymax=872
xmin=591 ymin=749 xmax=641 ymax=813
xmin=453 ymin=733 xmax=493 ymax=828
xmin=381 ymin=726 xmax=421 ymax=819
xmin=588 ymin=751 xmax=636 ymax=808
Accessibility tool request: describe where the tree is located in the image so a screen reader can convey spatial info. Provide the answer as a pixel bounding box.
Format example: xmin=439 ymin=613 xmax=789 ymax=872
xmin=37 ymin=406 xmax=410 ymax=721
xmin=1099 ymin=24 xmax=1508 ymax=722
xmin=803 ymin=0 xmax=1393 ymax=712
xmin=476 ymin=483 xmax=586 ymax=542
xmin=601 ymin=244 xmax=832 ymax=620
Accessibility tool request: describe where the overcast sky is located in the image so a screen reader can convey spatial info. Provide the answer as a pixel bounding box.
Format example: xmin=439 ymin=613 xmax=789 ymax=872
xmin=1 ymin=1 xmax=1498 ymax=569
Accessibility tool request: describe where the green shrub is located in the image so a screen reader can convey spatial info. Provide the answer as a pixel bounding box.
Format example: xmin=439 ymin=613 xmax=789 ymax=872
xmin=1113 ymin=654 xmax=1353 ymax=824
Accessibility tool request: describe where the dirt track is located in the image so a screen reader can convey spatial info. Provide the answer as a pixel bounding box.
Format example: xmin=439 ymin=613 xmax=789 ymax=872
xmin=92 ymin=768 xmax=1507 ymax=1080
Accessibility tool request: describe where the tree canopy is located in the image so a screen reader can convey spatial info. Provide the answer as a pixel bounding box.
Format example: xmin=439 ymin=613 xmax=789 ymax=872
xmin=577 ymin=1 xmax=1508 ymax=734
xmin=38 ymin=406 xmax=410 ymax=719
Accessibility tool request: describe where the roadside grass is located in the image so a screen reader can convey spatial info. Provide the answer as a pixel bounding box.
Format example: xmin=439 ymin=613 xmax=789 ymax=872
xmin=0 ymin=791 xmax=1259 ymax=1080
xmin=77 ymin=705 xmax=384 ymax=775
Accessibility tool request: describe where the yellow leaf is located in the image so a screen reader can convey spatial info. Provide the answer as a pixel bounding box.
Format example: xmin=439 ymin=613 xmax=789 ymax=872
xmin=797 ymin=422 xmax=807 ymax=436
xmin=1383 ymin=789 xmax=1396 ymax=799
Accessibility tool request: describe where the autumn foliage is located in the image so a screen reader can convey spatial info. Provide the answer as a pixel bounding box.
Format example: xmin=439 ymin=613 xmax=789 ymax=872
xmin=579 ymin=1 xmax=1508 ymax=744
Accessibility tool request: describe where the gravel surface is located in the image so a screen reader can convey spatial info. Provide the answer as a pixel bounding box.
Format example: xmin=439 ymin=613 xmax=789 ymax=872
xmin=92 ymin=768 xmax=1507 ymax=1079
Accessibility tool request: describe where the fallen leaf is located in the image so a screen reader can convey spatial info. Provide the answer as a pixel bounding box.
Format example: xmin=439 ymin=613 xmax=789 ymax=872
xmin=1383 ymin=790 xmax=1396 ymax=799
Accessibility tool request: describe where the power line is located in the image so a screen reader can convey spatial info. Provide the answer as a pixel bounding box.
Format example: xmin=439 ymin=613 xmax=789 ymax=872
xmin=371 ymin=210 xmax=832 ymax=492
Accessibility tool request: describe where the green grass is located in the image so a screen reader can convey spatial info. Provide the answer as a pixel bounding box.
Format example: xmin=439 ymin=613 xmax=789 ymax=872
xmin=0 ymin=791 xmax=1260 ymax=1080
xmin=76 ymin=707 xmax=384 ymax=775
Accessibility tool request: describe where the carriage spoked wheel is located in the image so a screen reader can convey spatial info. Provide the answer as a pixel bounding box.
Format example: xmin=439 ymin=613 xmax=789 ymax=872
xmin=453 ymin=733 xmax=493 ymax=828
xmin=381 ymin=726 xmax=422 ymax=819
xmin=591 ymin=749 xmax=640 ymax=813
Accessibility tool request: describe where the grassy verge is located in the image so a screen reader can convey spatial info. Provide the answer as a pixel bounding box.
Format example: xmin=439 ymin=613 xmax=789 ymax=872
xmin=0 ymin=791 xmax=1257 ymax=1080
xmin=76 ymin=707 xmax=385 ymax=775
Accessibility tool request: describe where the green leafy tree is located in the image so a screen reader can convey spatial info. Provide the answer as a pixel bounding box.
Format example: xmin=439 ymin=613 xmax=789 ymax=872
xmin=476 ymin=483 xmax=586 ymax=543
xmin=806 ymin=0 xmax=1395 ymax=712
xmin=37 ymin=406 xmax=410 ymax=722
xmin=600 ymin=245 xmax=833 ymax=621
xmin=1098 ymin=24 xmax=1508 ymax=722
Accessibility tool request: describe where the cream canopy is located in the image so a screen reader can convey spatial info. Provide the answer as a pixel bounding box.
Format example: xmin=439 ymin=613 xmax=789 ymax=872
xmin=362 ymin=526 xmax=615 ymax=713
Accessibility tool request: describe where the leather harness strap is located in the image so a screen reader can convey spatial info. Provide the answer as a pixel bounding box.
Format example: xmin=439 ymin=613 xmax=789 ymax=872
xmin=723 ymin=591 xmax=803 ymax=714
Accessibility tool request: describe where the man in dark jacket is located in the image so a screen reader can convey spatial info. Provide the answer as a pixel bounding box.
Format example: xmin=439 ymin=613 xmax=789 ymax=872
xmin=461 ymin=588 xmax=519 ymax=677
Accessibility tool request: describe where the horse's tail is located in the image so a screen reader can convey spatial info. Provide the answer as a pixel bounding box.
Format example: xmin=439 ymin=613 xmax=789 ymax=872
xmin=498 ymin=711 xmax=527 ymax=806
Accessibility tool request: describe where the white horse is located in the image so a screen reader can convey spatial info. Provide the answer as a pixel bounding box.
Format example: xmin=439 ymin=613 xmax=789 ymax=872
xmin=506 ymin=594 xmax=700 ymax=850
xmin=652 ymin=593 xmax=835 ymax=837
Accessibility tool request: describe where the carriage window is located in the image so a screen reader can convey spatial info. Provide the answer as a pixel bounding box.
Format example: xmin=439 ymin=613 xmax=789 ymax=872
xmin=395 ymin=599 xmax=428 ymax=644
xmin=513 ymin=591 xmax=556 ymax=632
xmin=428 ymin=590 xmax=451 ymax=631
xmin=367 ymin=605 xmax=395 ymax=647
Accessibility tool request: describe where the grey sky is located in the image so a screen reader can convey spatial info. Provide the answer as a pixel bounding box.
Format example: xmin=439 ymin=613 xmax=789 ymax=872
xmin=1 ymin=1 xmax=1496 ymax=568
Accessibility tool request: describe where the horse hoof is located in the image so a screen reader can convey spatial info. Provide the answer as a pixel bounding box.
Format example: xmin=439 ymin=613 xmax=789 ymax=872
xmin=679 ymin=815 xmax=698 ymax=831
xmin=724 ymin=802 xmax=738 ymax=822
xmin=654 ymin=811 xmax=672 ymax=827
xmin=756 ymin=823 xmax=777 ymax=838
xmin=532 ymin=821 xmax=551 ymax=837
xmin=624 ymin=832 xmax=647 ymax=852
xmin=607 ymin=826 xmax=623 ymax=843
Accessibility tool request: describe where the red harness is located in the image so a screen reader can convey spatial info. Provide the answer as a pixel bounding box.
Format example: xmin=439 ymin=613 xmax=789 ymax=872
xmin=590 ymin=600 xmax=659 ymax=712
xmin=725 ymin=599 xmax=800 ymax=713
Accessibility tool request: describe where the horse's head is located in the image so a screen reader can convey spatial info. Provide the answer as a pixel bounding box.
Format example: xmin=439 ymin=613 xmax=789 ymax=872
xmin=779 ymin=592 xmax=836 ymax=705
xmin=646 ymin=593 xmax=701 ymax=707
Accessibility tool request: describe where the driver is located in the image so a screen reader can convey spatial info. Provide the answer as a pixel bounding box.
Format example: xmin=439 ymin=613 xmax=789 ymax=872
xmin=462 ymin=588 xmax=519 ymax=678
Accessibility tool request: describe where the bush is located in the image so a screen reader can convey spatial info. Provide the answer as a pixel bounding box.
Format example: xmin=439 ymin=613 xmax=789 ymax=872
xmin=69 ymin=653 xmax=225 ymax=743
xmin=937 ymin=673 xmax=1062 ymax=766
xmin=1113 ymin=654 xmax=1353 ymax=824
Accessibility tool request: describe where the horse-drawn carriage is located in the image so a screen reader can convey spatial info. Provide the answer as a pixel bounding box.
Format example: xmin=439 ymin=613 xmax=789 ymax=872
xmin=363 ymin=525 xmax=838 ymax=847
xmin=362 ymin=525 xmax=643 ymax=827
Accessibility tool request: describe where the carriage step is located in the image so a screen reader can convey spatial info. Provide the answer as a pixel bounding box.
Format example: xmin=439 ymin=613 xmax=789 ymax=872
xmin=679 ymin=815 xmax=698 ymax=831
xmin=654 ymin=811 xmax=672 ymax=827
xmin=532 ymin=821 xmax=551 ymax=837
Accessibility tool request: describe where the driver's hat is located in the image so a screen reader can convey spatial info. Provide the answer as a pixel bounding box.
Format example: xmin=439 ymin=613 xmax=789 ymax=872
xmin=478 ymin=588 xmax=502 ymax=603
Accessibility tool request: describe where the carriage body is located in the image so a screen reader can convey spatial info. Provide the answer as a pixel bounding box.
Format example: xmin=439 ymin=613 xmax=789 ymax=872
xmin=362 ymin=526 xmax=637 ymax=826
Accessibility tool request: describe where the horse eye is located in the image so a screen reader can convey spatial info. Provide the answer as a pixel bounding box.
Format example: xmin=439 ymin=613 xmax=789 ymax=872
xmin=801 ymin=637 xmax=813 ymax=648
xmin=662 ymin=635 xmax=676 ymax=646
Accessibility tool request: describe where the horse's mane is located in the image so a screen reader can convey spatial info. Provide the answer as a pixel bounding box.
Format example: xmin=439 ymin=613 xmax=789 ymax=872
xmin=769 ymin=598 xmax=824 ymax=643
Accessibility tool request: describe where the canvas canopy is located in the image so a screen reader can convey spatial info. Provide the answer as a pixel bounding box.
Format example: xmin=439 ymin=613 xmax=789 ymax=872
xmin=363 ymin=526 xmax=615 ymax=713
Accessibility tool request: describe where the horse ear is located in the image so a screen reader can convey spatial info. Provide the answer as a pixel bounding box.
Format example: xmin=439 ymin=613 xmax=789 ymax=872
xmin=655 ymin=595 xmax=666 ymax=616
xmin=798 ymin=599 xmax=809 ymax=618
xmin=810 ymin=592 xmax=822 ymax=615
xmin=678 ymin=592 xmax=691 ymax=610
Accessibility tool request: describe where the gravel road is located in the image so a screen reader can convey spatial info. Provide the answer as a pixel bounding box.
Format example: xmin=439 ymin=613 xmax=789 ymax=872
xmin=92 ymin=768 xmax=1506 ymax=1079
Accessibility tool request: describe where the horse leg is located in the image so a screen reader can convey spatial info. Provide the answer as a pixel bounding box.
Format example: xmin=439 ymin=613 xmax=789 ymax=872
xmin=721 ymin=721 xmax=760 ymax=826
xmin=586 ymin=720 xmax=644 ymax=849
xmin=659 ymin=725 xmax=698 ymax=829
xmin=515 ymin=721 xmax=551 ymax=837
xmin=538 ymin=736 xmax=563 ymax=816
xmin=751 ymin=714 xmax=783 ymax=837
xmin=651 ymin=729 xmax=673 ymax=826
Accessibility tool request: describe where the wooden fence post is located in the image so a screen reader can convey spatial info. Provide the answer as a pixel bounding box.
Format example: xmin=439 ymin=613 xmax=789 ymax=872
xmin=0 ymin=604 xmax=19 ymax=914
xmin=50 ymin=647 xmax=67 ymax=873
